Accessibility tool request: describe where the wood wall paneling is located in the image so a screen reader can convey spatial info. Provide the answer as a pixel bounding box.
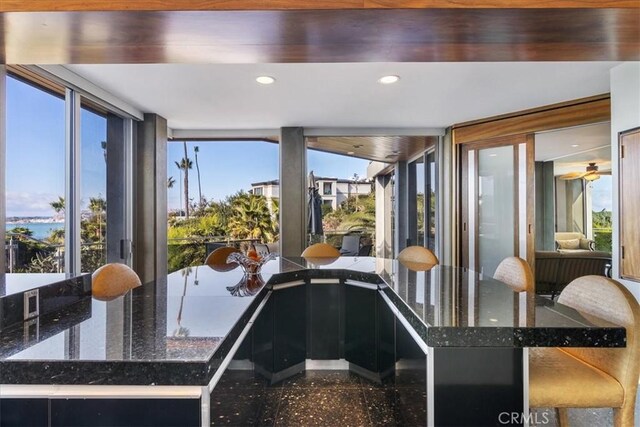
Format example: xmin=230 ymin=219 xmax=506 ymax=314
xmin=452 ymin=96 xmax=611 ymax=145
xmin=619 ymin=128 xmax=640 ymax=282
xmin=1 ymin=10 xmax=639 ymax=64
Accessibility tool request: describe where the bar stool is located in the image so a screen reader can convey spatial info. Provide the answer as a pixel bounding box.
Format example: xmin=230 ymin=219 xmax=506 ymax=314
xmin=494 ymin=256 xmax=534 ymax=292
xmin=92 ymin=263 xmax=142 ymax=301
xmin=529 ymin=276 xmax=640 ymax=426
xmin=205 ymin=246 xmax=240 ymax=271
xmin=301 ymin=243 xmax=341 ymax=258
xmin=397 ymin=246 xmax=439 ymax=270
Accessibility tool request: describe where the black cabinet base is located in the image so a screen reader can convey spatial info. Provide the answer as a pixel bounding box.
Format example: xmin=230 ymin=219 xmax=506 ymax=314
xmin=255 ymin=360 xmax=305 ymax=385
xmin=348 ymin=362 xmax=393 ymax=384
xmin=433 ymin=347 xmax=524 ymax=427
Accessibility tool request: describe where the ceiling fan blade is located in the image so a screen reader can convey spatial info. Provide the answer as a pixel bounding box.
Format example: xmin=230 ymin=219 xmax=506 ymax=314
xmin=597 ymin=170 xmax=612 ymax=175
xmin=559 ymin=172 xmax=586 ymax=180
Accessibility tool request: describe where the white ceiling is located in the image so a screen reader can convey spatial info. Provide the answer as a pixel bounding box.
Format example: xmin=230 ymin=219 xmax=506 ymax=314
xmin=535 ymin=122 xmax=611 ymax=175
xmin=66 ymin=62 xmax=620 ymax=131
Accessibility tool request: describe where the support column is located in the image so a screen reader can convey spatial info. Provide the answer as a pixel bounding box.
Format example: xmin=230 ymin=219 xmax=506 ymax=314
xmin=375 ymin=175 xmax=393 ymax=258
xmin=134 ymin=113 xmax=167 ymax=283
xmin=0 ymin=66 xmax=6 ymax=289
xmin=394 ymin=161 xmax=409 ymax=256
xmin=279 ymin=127 xmax=306 ymax=257
xmin=106 ymin=114 xmax=133 ymax=265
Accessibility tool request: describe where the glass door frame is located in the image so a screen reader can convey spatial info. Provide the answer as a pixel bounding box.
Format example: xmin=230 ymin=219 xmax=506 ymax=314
xmin=460 ymin=134 xmax=535 ymax=274
xmin=407 ymin=144 xmax=439 ymax=257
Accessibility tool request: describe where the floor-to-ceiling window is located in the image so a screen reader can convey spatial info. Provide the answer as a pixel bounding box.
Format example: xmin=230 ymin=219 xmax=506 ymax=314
xmin=306 ymin=148 xmax=373 ymax=253
xmin=408 ymin=148 xmax=438 ymax=253
xmin=166 ymin=140 xmax=279 ymax=272
xmin=5 ymin=75 xmax=66 ymax=273
xmin=4 ymin=71 xmax=130 ymax=274
xmin=80 ymin=103 xmax=107 ymax=272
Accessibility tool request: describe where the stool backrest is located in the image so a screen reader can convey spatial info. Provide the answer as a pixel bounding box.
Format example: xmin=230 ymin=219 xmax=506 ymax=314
xmin=301 ymin=243 xmax=340 ymax=258
xmin=558 ymin=276 xmax=640 ymax=401
xmin=494 ymin=257 xmax=534 ymax=293
xmin=398 ymin=246 xmax=439 ymax=265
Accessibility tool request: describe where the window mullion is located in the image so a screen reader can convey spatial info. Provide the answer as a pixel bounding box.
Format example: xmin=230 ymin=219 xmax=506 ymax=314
xmin=65 ymin=88 xmax=81 ymax=275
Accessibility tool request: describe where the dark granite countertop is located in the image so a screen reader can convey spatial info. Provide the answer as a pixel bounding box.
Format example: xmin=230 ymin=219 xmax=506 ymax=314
xmin=0 ymin=257 xmax=625 ymax=386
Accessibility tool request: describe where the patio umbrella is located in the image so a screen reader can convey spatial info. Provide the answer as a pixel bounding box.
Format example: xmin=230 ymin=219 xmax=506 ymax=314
xmin=307 ymin=171 xmax=324 ymax=238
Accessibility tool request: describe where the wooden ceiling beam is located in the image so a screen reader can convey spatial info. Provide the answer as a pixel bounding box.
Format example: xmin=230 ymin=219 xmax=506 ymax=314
xmin=2 ymin=0 xmax=637 ymax=12
xmin=2 ymin=9 xmax=639 ymax=64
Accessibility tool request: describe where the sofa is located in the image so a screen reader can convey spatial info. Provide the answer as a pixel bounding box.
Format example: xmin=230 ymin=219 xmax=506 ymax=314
xmin=554 ymin=232 xmax=595 ymax=253
xmin=535 ymin=251 xmax=612 ymax=299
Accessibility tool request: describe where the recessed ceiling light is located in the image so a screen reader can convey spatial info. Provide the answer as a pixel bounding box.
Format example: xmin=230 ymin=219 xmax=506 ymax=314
xmin=378 ymin=75 xmax=400 ymax=85
xmin=571 ymin=144 xmax=580 ymax=148
xmin=256 ymin=76 xmax=275 ymax=85
xmin=347 ymin=151 xmax=355 ymax=155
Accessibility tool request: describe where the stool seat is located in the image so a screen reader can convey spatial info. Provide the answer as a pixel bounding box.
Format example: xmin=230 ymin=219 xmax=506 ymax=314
xmin=530 ymin=347 xmax=624 ymax=408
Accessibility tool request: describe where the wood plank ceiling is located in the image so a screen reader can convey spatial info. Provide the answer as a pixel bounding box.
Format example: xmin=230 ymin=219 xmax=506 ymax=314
xmin=307 ymin=136 xmax=437 ymax=162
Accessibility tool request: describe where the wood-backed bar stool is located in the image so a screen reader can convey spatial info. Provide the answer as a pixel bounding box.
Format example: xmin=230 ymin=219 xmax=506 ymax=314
xmin=529 ymin=276 xmax=640 ymax=427
xmin=494 ymin=256 xmax=535 ymax=293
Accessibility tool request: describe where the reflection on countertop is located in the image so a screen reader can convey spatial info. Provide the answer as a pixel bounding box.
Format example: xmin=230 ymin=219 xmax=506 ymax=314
xmin=0 ymin=256 xmax=626 ymax=387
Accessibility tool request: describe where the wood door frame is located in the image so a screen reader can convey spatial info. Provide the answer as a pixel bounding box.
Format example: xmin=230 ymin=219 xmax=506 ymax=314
xmin=456 ymin=95 xmax=611 ymax=273
xmin=460 ymin=134 xmax=534 ymax=273
xmin=619 ymin=126 xmax=640 ymax=282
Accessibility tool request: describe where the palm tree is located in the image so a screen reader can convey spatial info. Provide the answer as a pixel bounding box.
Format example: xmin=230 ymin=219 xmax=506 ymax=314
xmin=352 ymin=173 xmax=360 ymax=211
xmin=50 ymin=196 xmax=65 ymax=215
xmin=228 ymin=194 xmax=277 ymax=242
xmin=89 ymin=196 xmax=107 ymax=241
xmin=167 ymin=176 xmax=176 ymax=189
xmin=175 ymin=150 xmax=193 ymax=219
xmin=194 ymin=146 xmax=203 ymax=208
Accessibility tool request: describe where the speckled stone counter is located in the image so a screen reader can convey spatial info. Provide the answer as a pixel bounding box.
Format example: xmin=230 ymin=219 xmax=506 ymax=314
xmin=0 ymin=257 xmax=628 ymax=427
xmin=0 ymin=273 xmax=91 ymax=330
xmin=0 ymin=257 xmax=625 ymax=387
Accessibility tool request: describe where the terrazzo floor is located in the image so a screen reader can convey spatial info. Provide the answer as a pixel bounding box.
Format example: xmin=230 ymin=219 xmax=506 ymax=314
xmin=210 ymin=369 xmax=425 ymax=426
xmin=211 ymin=369 xmax=639 ymax=426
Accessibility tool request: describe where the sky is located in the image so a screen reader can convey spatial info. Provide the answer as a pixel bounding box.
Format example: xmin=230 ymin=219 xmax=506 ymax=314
xmin=167 ymin=141 xmax=370 ymax=211
xmin=5 ymin=76 xmax=107 ymax=217
xmin=4 ymin=73 xmax=612 ymax=217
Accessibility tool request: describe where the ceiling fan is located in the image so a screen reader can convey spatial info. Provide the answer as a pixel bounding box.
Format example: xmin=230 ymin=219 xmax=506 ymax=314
xmin=559 ymin=162 xmax=611 ymax=181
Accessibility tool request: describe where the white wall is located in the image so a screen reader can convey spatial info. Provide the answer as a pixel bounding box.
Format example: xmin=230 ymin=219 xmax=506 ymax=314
xmin=610 ymin=62 xmax=640 ymax=301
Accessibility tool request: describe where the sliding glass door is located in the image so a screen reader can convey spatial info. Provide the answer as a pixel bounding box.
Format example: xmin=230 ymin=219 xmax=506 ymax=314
xmin=408 ymin=148 xmax=438 ymax=255
xmin=462 ymin=136 xmax=533 ymax=277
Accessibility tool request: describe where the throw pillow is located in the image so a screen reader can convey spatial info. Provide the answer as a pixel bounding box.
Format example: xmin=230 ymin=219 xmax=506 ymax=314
xmin=558 ymin=238 xmax=580 ymax=250
xmin=579 ymin=238 xmax=592 ymax=250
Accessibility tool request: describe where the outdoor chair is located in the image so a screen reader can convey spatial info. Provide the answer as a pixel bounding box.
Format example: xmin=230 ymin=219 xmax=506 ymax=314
xmin=254 ymin=243 xmax=270 ymax=258
xmin=358 ymin=244 xmax=373 ymax=256
xmin=339 ymin=235 xmax=361 ymax=256
xmin=529 ymin=276 xmax=640 ymax=426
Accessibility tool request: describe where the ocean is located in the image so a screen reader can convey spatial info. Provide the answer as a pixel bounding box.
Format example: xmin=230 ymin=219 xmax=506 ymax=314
xmin=5 ymin=222 xmax=65 ymax=240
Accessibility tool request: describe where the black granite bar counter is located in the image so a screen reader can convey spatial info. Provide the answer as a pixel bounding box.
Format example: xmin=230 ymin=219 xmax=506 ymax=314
xmin=0 ymin=273 xmax=91 ymax=330
xmin=0 ymin=257 xmax=625 ymax=387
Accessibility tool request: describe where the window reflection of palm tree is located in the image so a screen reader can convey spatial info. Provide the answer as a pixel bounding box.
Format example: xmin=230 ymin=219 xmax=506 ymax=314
xmin=173 ymin=267 xmax=192 ymax=337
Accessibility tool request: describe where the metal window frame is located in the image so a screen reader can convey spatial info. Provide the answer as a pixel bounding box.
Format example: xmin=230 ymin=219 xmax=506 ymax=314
xmin=65 ymin=88 xmax=82 ymax=275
